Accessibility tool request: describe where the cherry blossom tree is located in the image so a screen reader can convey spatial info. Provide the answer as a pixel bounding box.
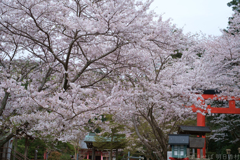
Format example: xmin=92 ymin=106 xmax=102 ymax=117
xmin=105 ymin=19 xmax=207 ymax=159
xmin=197 ymin=12 xmax=240 ymax=145
xmin=0 ymin=0 xmax=156 ymax=145
xmin=210 ymin=114 xmax=240 ymax=144
xmin=107 ymin=11 xmax=240 ymax=159
xmin=193 ymin=10 xmax=240 ymax=96
xmin=0 ymin=32 xmax=32 ymax=146
xmin=177 ymin=12 xmax=240 ymax=151
xmin=0 ymin=1 xmax=206 ymax=157
xmin=1 ymin=2 xmax=237 ymax=159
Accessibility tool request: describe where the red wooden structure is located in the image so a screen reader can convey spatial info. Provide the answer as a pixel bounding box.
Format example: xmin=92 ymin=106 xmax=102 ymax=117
xmin=169 ymin=157 xmax=189 ymax=160
xmin=190 ymin=94 xmax=240 ymax=158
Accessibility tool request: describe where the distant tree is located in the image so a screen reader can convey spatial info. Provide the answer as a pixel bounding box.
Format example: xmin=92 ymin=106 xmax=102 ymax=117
xmin=209 ymin=114 xmax=240 ymax=143
xmin=94 ymin=115 xmax=127 ymax=160
xmin=227 ymin=0 xmax=240 ymax=12
xmin=206 ymin=113 xmax=240 ymax=155
xmin=69 ymin=132 xmax=85 ymax=160
xmin=48 ymin=151 xmax=62 ymax=160
xmin=226 ymin=0 xmax=240 ymax=33
xmin=16 ymin=137 xmax=74 ymax=159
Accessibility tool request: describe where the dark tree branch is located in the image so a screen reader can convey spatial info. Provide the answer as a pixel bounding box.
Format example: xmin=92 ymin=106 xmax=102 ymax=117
xmin=0 ymin=91 xmax=10 ymax=116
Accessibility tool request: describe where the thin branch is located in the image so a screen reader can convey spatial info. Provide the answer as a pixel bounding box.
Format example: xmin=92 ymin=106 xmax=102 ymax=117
xmin=71 ymin=43 xmax=121 ymax=82
xmin=81 ymin=70 xmax=112 ymax=88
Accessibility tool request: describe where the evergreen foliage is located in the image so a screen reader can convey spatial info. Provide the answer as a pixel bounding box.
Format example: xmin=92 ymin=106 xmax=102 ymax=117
xmin=15 ymin=138 xmax=74 ymax=159
xmin=228 ymin=0 xmax=240 ymax=12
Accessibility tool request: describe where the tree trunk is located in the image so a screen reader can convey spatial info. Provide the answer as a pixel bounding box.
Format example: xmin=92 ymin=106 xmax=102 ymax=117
xmin=110 ymin=149 xmax=112 ymax=160
xmin=110 ymin=133 xmax=113 ymax=160
xmin=132 ymin=116 xmax=166 ymax=160
xmin=74 ymin=145 xmax=77 ymax=160
xmin=24 ymin=136 xmax=29 ymax=160
xmin=92 ymin=147 xmax=95 ymax=160
xmin=75 ymin=145 xmax=79 ymax=160
xmin=0 ymin=132 xmax=14 ymax=147
xmin=13 ymin=136 xmax=18 ymax=160
xmin=116 ymin=149 xmax=118 ymax=160
xmin=0 ymin=91 xmax=10 ymax=116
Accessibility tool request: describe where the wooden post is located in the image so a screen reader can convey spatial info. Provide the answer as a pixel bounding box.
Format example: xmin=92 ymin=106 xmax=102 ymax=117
xmin=116 ymin=149 xmax=118 ymax=160
xmin=35 ymin=150 xmax=38 ymax=160
xmin=192 ymin=148 xmax=195 ymax=159
xmin=187 ymin=148 xmax=190 ymax=158
xmin=92 ymin=147 xmax=95 ymax=160
xmin=197 ymin=113 xmax=206 ymax=158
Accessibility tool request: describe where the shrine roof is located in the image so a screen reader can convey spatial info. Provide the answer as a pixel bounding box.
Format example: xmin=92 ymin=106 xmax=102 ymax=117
xmin=84 ymin=133 xmax=125 ymax=142
xmin=168 ymin=134 xmax=189 ymax=145
xmin=84 ymin=133 xmax=96 ymax=142
xmin=178 ymin=126 xmax=211 ymax=135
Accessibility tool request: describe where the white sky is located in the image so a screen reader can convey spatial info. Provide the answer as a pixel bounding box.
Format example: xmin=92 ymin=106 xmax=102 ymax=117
xmin=150 ymin=0 xmax=234 ymax=36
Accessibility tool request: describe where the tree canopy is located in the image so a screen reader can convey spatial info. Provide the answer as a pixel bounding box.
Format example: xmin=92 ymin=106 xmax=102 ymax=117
xmin=0 ymin=1 xmax=239 ymax=160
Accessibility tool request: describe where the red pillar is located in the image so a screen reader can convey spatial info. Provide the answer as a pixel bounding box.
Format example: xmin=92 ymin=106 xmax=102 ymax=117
xmin=229 ymin=100 xmax=235 ymax=109
xmin=101 ymin=152 xmax=103 ymax=160
xmin=197 ymin=113 xmax=206 ymax=158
